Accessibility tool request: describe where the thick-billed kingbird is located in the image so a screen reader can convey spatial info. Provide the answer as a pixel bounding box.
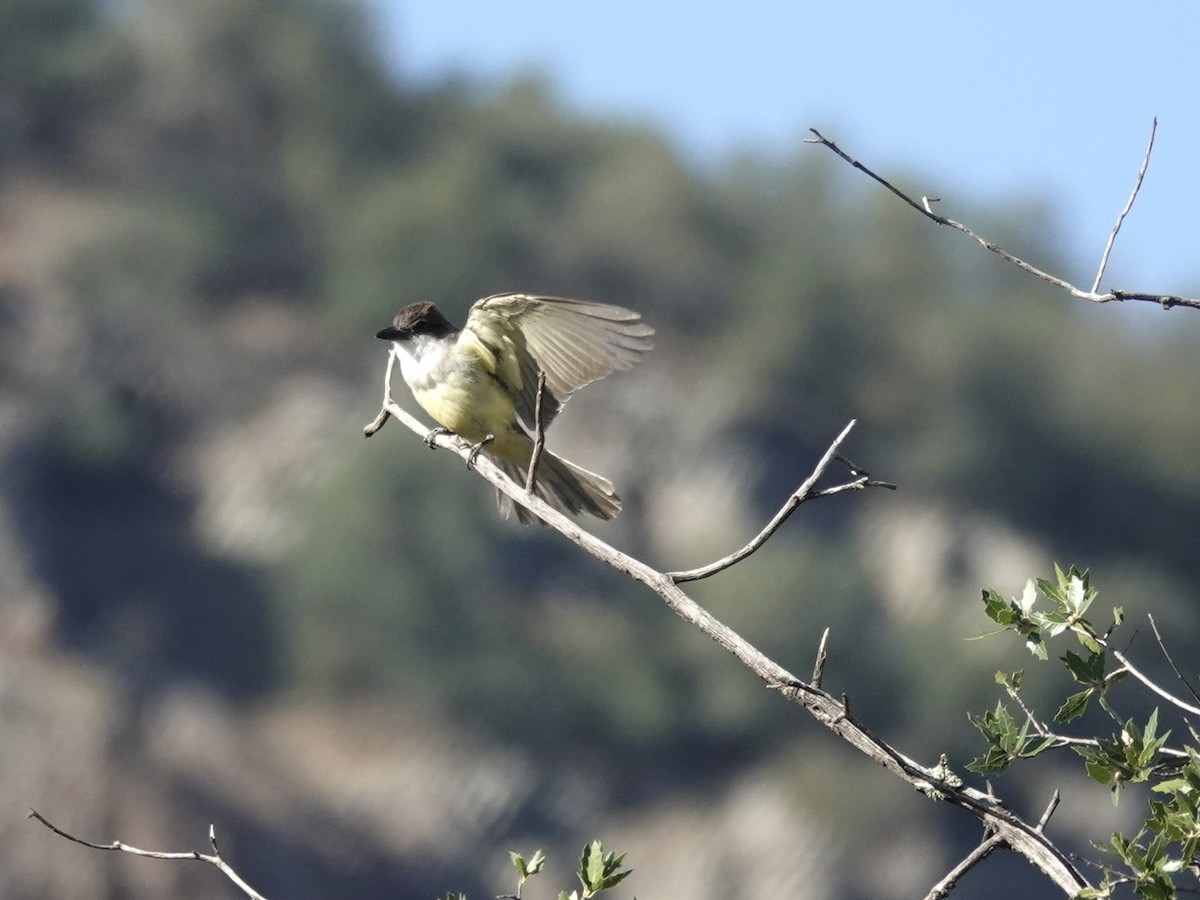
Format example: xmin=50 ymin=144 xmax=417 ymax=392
xmin=377 ymin=293 xmax=653 ymax=522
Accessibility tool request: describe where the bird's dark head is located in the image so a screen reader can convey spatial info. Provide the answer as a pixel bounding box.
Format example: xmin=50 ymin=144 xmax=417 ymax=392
xmin=376 ymin=302 xmax=457 ymax=341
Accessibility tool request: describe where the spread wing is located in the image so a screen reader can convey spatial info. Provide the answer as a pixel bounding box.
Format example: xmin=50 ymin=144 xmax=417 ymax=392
xmin=461 ymin=293 xmax=654 ymax=431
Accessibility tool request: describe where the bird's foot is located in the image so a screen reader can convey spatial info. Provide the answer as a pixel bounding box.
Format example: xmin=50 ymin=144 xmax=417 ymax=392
xmin=466 ymin=434 xmax=495 ymax=469
xmin=424 ymin=426 xmax=453 ymax=449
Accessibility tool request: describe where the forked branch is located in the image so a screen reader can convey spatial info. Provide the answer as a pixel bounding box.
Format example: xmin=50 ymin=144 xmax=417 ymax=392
xmin=806 ymin=124 xmax=1200 ymax=311
xmin=28 ymin=810 xmax=266 ymax=900
xmin=357 ymin=361 xmax=1089 ymax=897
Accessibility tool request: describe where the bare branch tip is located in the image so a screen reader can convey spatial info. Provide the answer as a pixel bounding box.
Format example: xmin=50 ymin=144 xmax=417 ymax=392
xmin=1036 ymin=791 xmax=1062 ymax=832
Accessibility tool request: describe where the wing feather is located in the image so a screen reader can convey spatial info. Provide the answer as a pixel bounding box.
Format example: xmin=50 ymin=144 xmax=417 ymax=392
xmin=463 ymin=293 xmax=653 ymax=430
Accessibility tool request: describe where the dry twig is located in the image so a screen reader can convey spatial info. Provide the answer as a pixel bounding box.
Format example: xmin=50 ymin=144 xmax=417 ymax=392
xmin=924 ymin=831 xmax=1005 ymax=900
xmin=666 ymin=422 xmax=894 ymax=583
xmin=525 ymin=371 xmax=548 ymax=494
xmin=28 ymin=810 xmax=267 ymax=900
xmin=805 ymin=126 xmax=1200 ymax=311
xmin=1148 ymin=612 xmax=1200 ymax=706
xmin=1091 ymin=118 xmax=1157 ymax=293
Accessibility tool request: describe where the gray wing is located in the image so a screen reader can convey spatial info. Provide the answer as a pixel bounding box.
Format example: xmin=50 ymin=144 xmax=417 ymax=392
xmin=462 ymin=293 xmax=654 ymax=430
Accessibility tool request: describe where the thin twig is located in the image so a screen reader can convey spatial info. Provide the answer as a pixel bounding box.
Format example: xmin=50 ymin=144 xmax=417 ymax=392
xmin=363 ymin=349 xmax=398 ymax=438
xmin=1148 ymin=613 xmax=1200 ymax=705
xmin=28 ymin=810 xmax=268 ymax=900
xmin=805 ymin=128 xmax=1200 ymax=312
xmin=1088 ymin=621 xmax=1200 ymax=717
xmin=812 ymin=627 xmax=831 ymax=688
xmin=1091 ymin=118 xmax=1157 ymax=293
xmin=1036 ymin=791 xmax=1061 ymax=832
xmin=1003 ymin=677 xmax=1053 ymax=739
xmin=666 ymin=420 xmax=862 ymax=583
xmin=1109 ymin=653 xmax=1200 ymax=717
xmin=924 ymin=832 xmax=1006 ymax=900
xmin=525 ymin=372 xmax=548 ymax=493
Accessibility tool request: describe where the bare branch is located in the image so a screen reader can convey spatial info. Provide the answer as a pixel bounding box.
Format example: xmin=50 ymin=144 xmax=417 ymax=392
xmin=805 ymin=128 xmax=1200 ymax=312
xmin=811 ymin=627 xmax=831 ymax=688
xmin=1109 ymin=650 xmax=1200 ymax=717
xmin=667 ymin=420 xmax=871 ymax=583
xmin=361 ymin=387 xmax=1090 ymax=897
xmin=28 ymin=810 xmax=268 ymax=900
xmin=1091 ymin=118 xmax=1157 ymax=293
xmin=923 ymin=831 xmax=1005 ymax=900
xmin=525 ymin=372 xmax=548 ymax=494
xmin=1036 ymin=791 xmax=1061 ymax=833
xmin=1082 ymin=620 xmax=1200 ymax=717
xmin=1149 ymin=612 xmax=1200 ymax=706
xmin=362 ymin=348 xmax=398 ymax=438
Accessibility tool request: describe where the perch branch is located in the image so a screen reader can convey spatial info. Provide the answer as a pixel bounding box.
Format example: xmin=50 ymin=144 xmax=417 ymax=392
xmin=359 ymin=380 xmax=1090 ymax=897
xmin=28 ymin=810 xmax=267 ymax=900
xmin=805 ymin=127 xmax=1200 ymax=311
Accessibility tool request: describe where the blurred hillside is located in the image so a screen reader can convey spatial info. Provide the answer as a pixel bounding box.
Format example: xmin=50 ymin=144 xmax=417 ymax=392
xmin=2 ymin=1 xmax=1198 ymax=898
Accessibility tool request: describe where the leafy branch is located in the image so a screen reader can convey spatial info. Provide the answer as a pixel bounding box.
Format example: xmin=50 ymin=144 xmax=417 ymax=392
xmin=969 ymin=566 xmax=1200 ymax=898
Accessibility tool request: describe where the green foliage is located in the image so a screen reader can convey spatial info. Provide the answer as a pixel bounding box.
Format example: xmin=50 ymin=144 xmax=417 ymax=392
xmin=965 ymin=698 xmax=1054 ymax=775
xmin=970 ymin=567 xmax=1200 ymax=897
xmin=510 ymin=848 xmax=547 ymax=890
xmin=570 ymin=841 xmax=632 ymax=898
xmin=447 ymin=844 xmax=631 ymax=900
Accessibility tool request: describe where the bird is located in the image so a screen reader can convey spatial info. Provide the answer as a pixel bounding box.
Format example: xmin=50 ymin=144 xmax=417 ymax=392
xmin=376 ymin=293 xmax=653 ymax=523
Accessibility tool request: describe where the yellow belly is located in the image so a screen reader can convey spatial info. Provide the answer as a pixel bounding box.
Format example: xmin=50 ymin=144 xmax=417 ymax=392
xmin=412 ymin=373 xmax=527 ymax=462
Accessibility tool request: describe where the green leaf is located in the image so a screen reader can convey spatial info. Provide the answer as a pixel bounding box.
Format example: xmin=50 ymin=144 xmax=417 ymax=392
xmin=981 ymin=588 xmax=1015 ymax=625
xmin=1061 ymin=650 xmax=1105 ymax=685
xmin=1055 ymin=689 xmax=1093 ymax=723
xmin=574 ymin=841 xmax=631 ymax=896
xmin=1084 ymin=758 xmax=1114 ymax=785
xmin=1064 ymin=574 xmax=1090 ymax=616
xmin=1075 ymin=630 xmax=1102 ymax=654
xmin=580 ymin=840 xmax=604 ymax=889
xmin=1025 ymin=631 xmax=1048 ymax=661
xmin=1037 ymin=574 xmax=1060 ymax=603
xmin=966 ymin=746 xmax=1014 ymax=775
xmin=510 ymin=849 xmax=546 ymax=883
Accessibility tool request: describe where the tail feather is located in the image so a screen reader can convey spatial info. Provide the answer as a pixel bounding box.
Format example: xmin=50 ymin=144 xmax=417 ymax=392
xmin=494 ymin=450 xmax=621 ymax=524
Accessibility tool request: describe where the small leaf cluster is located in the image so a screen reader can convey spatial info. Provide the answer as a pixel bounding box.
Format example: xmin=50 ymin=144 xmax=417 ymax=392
xmin=975 ymin=564 xmax=1121 ymax=663
xmin=444 ymin=842 xmax=632 ymax=900
xmin=968 ymin=566 xmax=1200 ymax=898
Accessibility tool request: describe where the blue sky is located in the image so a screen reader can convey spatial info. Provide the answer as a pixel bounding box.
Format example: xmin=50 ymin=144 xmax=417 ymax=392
xmin=374 ymin=1 xmax=1200 ymax=296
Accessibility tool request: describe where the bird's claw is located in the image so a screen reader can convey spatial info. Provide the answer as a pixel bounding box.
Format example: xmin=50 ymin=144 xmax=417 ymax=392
xmin=466 ymin=434 xmax=495 ymax=469
xmin=424 ymin=426 xmax=452 ymax=449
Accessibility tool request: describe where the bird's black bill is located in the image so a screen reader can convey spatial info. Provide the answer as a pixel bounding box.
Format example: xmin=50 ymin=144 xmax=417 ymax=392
xmin=376 ymin=325 xmax=403 ymax=340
